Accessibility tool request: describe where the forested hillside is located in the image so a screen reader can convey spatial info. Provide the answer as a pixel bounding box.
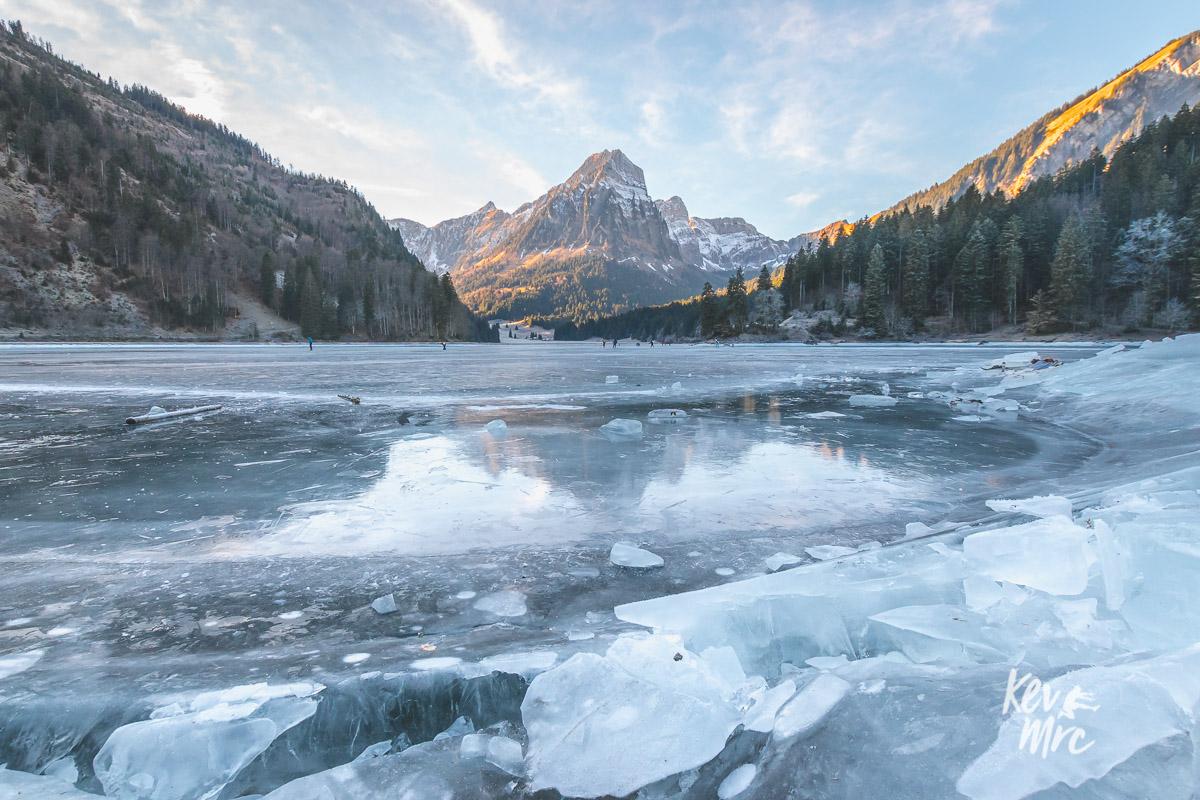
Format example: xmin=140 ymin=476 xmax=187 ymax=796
xmin=563 ymin=103 xmax=1200 ymax=341
xmin=0 ymin=21 xmax=494 ymax=341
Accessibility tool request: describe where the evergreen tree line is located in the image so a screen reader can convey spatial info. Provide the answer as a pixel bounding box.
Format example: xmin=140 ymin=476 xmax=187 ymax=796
xmin=0 ymin=21 xmax=496 ymax=341
xmin=562 ymin=103 xmax=1200 ymax=340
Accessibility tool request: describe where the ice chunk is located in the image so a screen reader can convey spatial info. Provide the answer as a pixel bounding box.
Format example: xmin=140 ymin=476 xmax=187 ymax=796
xmin=717 ymin=764 xmax=757 ymax=798
xmin=647 ymin=408 xmax=688 ymax=422
xmin=806 ymin=655 xmax=850 ymax=670
xmin=0 ymin=648 xmax=43 ymax=680
xmin=773 ymin=674 xmax=851 ymax=738
xmin=434 ymin=715 xmax=473 ymax=740
xmin=40 ymin=756 xmax=79 ymax=786
xmin=952 ymin=414 xmax=988 ymax=422
xmin=1090 ymin=518 xmax=1126 ymax=611
xmin=95 ymin=688 xmax=319 ymax=800
xmin=764 ymin=552 xmax=802 ymax=572
xmin=605 ymin=375 xmax=619 ymax=384
xmin=483 ymin=418 xmax=507 ymax=434
xmin=352 ymin=740 xmax=392 ymax=762
xmin=261 ymin=738 xmax=490 ymax=799
xmin=472 ymin=590 xmax=527 ymax=617
xmin=600 ymin=418 xmax=643 ymax=438
xmin=610 ymin=541 xmax=664 ymax=569
xmin=0 ymin=767 xmax=93 ymax=798
xmin=963 ymin=517 xmax=1092 ymax=595
xmin=985 ymin=495 xmax=1073 ymax=519
xmin=485 ymin=736 xmax=524 ymax=775
xmin=805 ymin=410 xmax=847 ymax=419
xmin=805 ymin=544 xmax=857 ymax=561
xmin=714 ymin=567 xmax=736 ymax=576
xmin=522 ymin=636 xmax=745 ymax=797
xmin=848 ymin=394 xmax=898 ymax=407
xmin=459 ymin=732 xmax=489 ymax=759
xmin=369 ymin=593 xmax=398 ymax=615
xmin=869 ymin=604 xmax=1005 ymax=663
xmin=742 ymin=679 xmax=797 ymax=732
xmin=342 ymin=652 xmax=370 ymax=665
xmin=958 ymin=645 xmax=1200 ymax=800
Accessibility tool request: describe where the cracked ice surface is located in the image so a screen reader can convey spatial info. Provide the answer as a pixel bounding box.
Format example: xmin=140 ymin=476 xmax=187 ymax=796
xmin=0 ymin=341 xmax=1134 ymax=797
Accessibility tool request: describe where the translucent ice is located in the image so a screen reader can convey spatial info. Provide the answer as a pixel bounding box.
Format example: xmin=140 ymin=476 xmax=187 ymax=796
xmin=484 ymin=736 xmax=524 ymax=775
xmin=95 ymin=684 xmax=320 ymax=800
xmin=742 ymin=678 xmax=797 ymax=732
xmin=483 ymin=419 xmax=507 ymax=435
xmin=764 ymin=552 xmax=802 ymax=572
xmin=772 ymin=673 xmax=851 ymax=739
xmin=522 ymin=635 xmax=746 ymax=797
xmin=848 ymin=394 xmax=898 ymax=407
xmin=984 ymin=495 xmax=1073 ymax=519
xmin=717 ymin=763 xmax=757 ymax=798
xmin=958 ymin=645 xmax=1200 ymax=800
xmin=605 ymin=375 xmax=619 ymax=384
xmin=805 ymin=544 xmax=857 ymax=561
xmin=472 ymin=590 xmax=527 ymax=617
xmin=962 ymin=517 xmax=1092 ymax=595
xmin=0 ymin=767 xmax=93 ymax=798
xmin=600 ymin=418 xmax=643 ymax=439
xmin=369 ymin=593 xmax=398 ymax=615
xmin=610 ymin=541 xmax=664 ymax=569
xmin=647 ymin=408 xmax=688 ymax=422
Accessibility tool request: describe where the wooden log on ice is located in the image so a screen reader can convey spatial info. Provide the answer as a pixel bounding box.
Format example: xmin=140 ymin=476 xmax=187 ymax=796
xmin=125 ymin=404 xmax=222 ymax=425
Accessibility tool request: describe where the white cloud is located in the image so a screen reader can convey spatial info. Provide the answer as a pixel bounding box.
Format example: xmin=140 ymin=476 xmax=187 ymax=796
xmin=785 ymin=191 xmax=819 ymax=208
xmin=435 ymin=0 xmax=587 ymax=119
xmin=638 ymin=98 xmax=667 ymax=146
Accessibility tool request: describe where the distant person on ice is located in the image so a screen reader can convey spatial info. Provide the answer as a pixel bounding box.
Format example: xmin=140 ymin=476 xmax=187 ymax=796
xmin=307 ymin=336 xmax=313 ymax=351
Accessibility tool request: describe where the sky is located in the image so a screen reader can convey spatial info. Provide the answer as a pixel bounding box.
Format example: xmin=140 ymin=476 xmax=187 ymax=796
xmin=2 ymin=0 xmax=1197 ymax=238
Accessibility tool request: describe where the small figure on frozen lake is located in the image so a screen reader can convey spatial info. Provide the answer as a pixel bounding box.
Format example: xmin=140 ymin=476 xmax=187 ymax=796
xmin=307 ymin=336 xmax=314 ymax=351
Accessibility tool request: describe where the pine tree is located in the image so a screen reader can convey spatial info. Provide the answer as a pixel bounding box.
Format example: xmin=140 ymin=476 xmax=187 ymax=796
xmin=1025 ymin=289 xmax=1057 ymax=335
xmin=299 ymin=267 xmax=323 ymax=338
xmin=258 ymin=252 xmax=275 ymax=308
xmin=780 ymin=257 xmax=797 ymax=311
xmin=902 ymin=229 xmax=929 ymax=323
xmin=699 ymin=281 xmax=719 ymax=337
xmin=1050 ymin=214 xmax=1092 ymax=330
xmin=954 ymin=223 xmax=990 ymax=331
xmin=439 ymin=273 xmax=459 ymax=338
xmin=1000 ymin=218 xmax=1023 ymax=325
xmin=756 ymin=265 xmax=772 ymax=293
xmin=362 ymin=279 xmax=376 ymax=333
xmin=726 ymin=268 xmax=748 ymax=334
xmin=862 ymin=244 xmax=887 ymax=334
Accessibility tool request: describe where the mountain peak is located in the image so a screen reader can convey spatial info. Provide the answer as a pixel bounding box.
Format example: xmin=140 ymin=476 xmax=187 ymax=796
xmin=569 ymin=148 xmax=646 ymax=191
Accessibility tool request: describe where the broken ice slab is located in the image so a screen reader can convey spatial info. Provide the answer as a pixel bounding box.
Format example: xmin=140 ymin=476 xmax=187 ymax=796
xmin=962 ymin=516 xmax=1092 ymax=596
xmin=0 ymin=767 xmax=93 ymax=798
xmin=610 ymin=541 xmax=664 ymax=568
xmin=616 ymin=544 xmax=966 ymax=676
xmin=763 ymin=552 xmax=802 ymax=573
xmin=805 ymin=544 xmax=858 ymax=561
xmin=95 ymin=685 xmax=321 ymax=800
xmin=483 ymin=419 xmax=507 ymax=435
xmin=369 ymin=593 xmax=398 ymax=615
xmin=647 ymin=407 xmax=688 ymax=422
xmin=522 ymin=635 xmax=749 ymax=798
xmin=472 ymin=590 xmax=527 ymax=617
xmin=599 ymin=417 xmax=643 ymax=438
xmin=772 ymin=673 xmax=851 ymax=739
xmin=984 ymin=494 xmax=1072 ymax=519
xmin=957 ymin=644 xmax=1200 ymax=800
xmin=848 ymin=394 xmax=898 ymax=407
xmin=261 ymin=737 xmax=495 ymax=799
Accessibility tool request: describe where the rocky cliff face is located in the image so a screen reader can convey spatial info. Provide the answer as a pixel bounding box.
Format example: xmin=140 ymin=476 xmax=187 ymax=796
xmin=886 ymin=30 xmax=1200 ymax=215
xmin=389 ymin=149 xmax=812 ymax=319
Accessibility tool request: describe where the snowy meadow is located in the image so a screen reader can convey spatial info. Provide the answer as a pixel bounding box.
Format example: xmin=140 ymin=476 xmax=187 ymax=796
xmin=1 ymin=339 xmax=1197 ymax=799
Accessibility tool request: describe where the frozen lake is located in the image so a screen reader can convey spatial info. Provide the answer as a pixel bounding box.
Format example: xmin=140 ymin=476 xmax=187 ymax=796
xmin=0 ymin=341 xmax=1105 ymax=794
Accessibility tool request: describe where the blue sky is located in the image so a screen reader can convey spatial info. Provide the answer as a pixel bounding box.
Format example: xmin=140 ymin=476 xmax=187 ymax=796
xmin=4 ymin=1 xmax=1197 ymax=238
